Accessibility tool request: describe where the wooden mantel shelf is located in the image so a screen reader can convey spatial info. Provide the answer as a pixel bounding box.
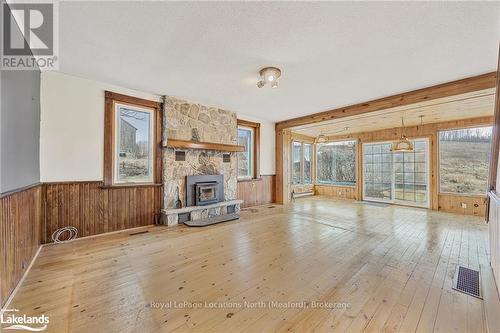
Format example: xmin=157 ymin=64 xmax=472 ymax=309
xmin=164 ymin=139 xmax=245 ymax=152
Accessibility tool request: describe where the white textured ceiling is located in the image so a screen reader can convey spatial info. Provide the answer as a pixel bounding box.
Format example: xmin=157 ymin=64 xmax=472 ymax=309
xmin=58 ymin=1 xmax=500 ymax=122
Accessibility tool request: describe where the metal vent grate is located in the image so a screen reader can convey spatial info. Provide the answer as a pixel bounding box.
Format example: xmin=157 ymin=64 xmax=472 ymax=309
xmin=358 ymin=201 xmax=390 ymax=207
xmin=242 ymin=208 xmax=259 ymax=213
xmin=452 ymin=266 xmax=482 ymax=299
xmin=175 ymin=151 xmax=186 ymax=161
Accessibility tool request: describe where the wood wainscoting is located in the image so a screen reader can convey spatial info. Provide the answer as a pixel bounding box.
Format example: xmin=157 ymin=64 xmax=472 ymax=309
xmin=488 ymin=191 xmax=500 ymax=301
xmin=314 ymin=185 xmax=358 ymax=200
xmin=438 ymin=193 xmax=487 ymax=216
xmin=237 ymin=175 xmax=275 ymax=208
xmin=282 ymin=116 xmax=494 ymax=217
xmin=44 ymin=182 xmax=162 ymax=243
xmin=8 ymin=197 xmax=489 ymax=332
xmin=0 ymin=184 xmax=43 ymax=307
xmin=313 ymin=186 xmax=488 ymax=215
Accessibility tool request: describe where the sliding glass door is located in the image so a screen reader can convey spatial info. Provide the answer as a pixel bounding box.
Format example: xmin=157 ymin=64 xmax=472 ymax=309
xmin=362 ymin=139 xmax=429 ymax=208
xmin=363 ymin=142 xmax=393 ymax=201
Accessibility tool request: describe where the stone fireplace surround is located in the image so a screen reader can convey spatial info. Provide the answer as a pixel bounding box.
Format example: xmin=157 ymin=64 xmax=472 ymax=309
xmin=161 ymin=96 xmax=243 ymax=226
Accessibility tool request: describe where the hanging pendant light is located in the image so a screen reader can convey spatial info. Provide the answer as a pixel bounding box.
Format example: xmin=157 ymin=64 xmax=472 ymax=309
xmin=391 ymin=117 xmax=414 ymax=152
xmin=315 ymin=127 xmax=350 ymax=143
xmin=316 ymin=134 xmax=328 ymax=143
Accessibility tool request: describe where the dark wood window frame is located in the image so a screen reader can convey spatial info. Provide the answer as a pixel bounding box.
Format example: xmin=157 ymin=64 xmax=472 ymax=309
xmin=237 ymin=119 xmax=260 ymax=181
xmin=103 ymin=91 xmax=163 ymax=187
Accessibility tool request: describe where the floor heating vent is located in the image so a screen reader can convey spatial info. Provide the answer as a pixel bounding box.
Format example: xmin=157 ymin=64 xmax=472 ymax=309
xmin=358 ymin=201 xmax=390 ymax=207
xmin=452 ymin=266 xmax=482 ymax=299
xmin=242 ymin=208 xmax=259 ymax=213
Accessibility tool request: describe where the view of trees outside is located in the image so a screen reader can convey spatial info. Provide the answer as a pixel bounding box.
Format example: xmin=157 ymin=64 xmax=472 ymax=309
xmin=439 ymin=126 xmax=492 ymax=195
xmin=117 ymin=106 xmax=152 ymax=182
xmin=238 ymin=128 xmax=253 ymax=178
xmin=292 ymin=142 xmax=302 ymax=184
xmin=316 ymin=140 xmax=356 ymax=185
xmin=304 ymin=143 xmax=312 ymax=184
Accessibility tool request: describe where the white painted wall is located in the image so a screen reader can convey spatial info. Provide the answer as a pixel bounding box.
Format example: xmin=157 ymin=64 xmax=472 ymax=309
xmin=40 ymin=71 xmax=161 ymax=181
xmin=40 ymin=71 xmax=275 ymax=181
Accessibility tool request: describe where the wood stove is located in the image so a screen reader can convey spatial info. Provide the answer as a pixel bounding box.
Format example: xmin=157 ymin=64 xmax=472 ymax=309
xmin=186 ymin=175 xmax=224 ymax=207
xmin=195 ymin=182 xmax=218 ymax=205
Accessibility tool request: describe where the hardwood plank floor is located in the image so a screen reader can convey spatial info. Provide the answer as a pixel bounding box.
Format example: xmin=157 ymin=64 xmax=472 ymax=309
xmin=6 ymin=197 xmax=488 ymax=333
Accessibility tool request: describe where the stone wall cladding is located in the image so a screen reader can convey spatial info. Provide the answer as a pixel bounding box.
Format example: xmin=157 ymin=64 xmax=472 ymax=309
xmin=162 ymin=96 xmax=238 ymax=209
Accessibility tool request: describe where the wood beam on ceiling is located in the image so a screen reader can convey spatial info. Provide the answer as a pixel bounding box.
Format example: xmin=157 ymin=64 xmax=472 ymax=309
xmin=290 ymin=132 xmax=316 ymax=143
xmin=275 ymin=72 xmax=497 ymax=131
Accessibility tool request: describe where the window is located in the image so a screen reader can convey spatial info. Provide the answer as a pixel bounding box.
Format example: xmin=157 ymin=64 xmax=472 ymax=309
xmin=115 ymin=103 xmax=154 ymax=183
xmin=237 ymin=119 xmax=260 ymax=180
xmin=104 ymin=91 xmax=162 ymax=186
xmin=291 ymin=141 xmax=313 ymax=185
xmin=304 ymin=143 xmax=312 ymax=184
xmin=439 ymin=126 xmax=492 ymax=195
xmin=237 ymin=127 xmax=254 ymax=179
xmin=316 ymin=140 xmax=357 ymax=186
xmin=292 ymin=141 xmax=302 ymax=184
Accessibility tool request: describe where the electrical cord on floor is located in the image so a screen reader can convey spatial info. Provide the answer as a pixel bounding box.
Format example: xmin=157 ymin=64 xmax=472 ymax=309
xmin=51 ymin=226 xmax=78 ymax=243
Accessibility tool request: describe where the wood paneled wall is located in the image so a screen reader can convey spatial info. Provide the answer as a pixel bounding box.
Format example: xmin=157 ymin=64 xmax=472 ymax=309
xmin=44 ymin=182 xmax=162 ymax=242
xmin=276 ymin=129 xmax=292 ymax=204
xmin=488 ymin=192 xmax=500 ymax=299
xmin=438 ymin=194 xmax=487 ymax=217
xmin=280 ymin=116 xmax=493 ymax=216
xmin=314 ymin=185 xmax=358 ymax=200
xmin=0 ymin=185 xmax=42 ymax=307
xmin=292 ymin=184 xmax=314 ymax=194
xmin=324 ymin=116 xmax=493 ymax=216
xmin=237 ymin=175 xmax=275 ymax=208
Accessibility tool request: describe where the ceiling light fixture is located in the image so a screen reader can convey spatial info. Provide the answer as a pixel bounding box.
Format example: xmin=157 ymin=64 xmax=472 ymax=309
xmin=391 ymin=117 xmax=414 ymax=152
xmin=257 ymin=67 xmax=281 ymax=88
xmin=316 ymin=134 xmax=328 ymax=143
xmin=315 ymin=127 xmax=350 ymax=143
